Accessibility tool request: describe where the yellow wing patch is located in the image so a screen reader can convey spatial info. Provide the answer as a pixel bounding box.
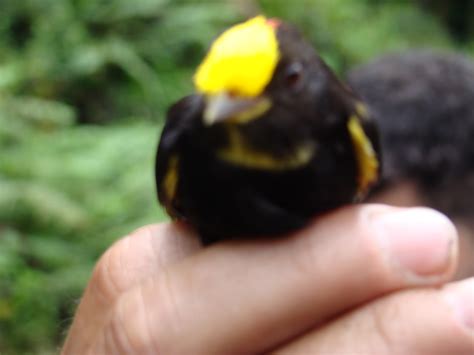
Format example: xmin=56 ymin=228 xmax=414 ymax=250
xmin=162 ymin=155 xmax=179 ymax=211
xmin=217 ymin=127 xmax=315 ymax=170
xmin=347 ymin=115 xmax=379 ymax=197
xmin=194 ymin=16 xmax=279 ymax=97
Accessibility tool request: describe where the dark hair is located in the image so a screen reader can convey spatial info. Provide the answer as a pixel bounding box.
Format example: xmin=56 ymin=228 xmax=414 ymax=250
xmin=347 ymin=50 xmax=474 ymax=218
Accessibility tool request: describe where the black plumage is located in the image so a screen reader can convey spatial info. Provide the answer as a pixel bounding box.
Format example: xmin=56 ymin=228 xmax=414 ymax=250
xmin=155 ymin=20 xmax=380 ymax=244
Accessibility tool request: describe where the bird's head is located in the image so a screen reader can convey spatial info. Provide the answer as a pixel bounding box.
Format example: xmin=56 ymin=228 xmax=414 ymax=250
xmin=194 ymin=16 xmax=332 ymax=126
xmin=192 ymin=16 xmax=379 ymax=194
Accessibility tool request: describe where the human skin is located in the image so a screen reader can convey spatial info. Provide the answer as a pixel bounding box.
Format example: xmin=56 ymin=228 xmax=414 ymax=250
xmin=61 ymin=205 xmax=474 ymax=354
xmin=370 ymin=181 xmax=474 ymax=280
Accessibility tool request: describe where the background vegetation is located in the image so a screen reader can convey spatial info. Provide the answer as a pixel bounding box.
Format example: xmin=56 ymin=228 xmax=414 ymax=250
xmin=0 ymin=0 xmax=472 ymax=353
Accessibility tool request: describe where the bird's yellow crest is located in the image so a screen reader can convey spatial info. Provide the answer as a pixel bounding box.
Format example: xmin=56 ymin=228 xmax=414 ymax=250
xmin=194 ymin=16 xmax=279 ymax=97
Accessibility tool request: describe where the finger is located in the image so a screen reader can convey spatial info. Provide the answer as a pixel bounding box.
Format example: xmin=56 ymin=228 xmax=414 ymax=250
xmin=96 ymin=205 xmax=458 ymax=354
xmin=275 ymin=277 xmax=474 ymax=354
xmin=454 ymin=224 xmax=474 ymax=280
xmin=62 ymin=222 xmax=201 ymax=354
xmin=90 ymin=223 xmax=201 ymax=302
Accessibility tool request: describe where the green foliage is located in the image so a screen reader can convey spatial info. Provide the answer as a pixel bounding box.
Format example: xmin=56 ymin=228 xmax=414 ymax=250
xmin=258 ymin=0 xmax=453 ymax=72
xmin=0 ymin=122 xmax=165 ymax=352
xmin=0 ymin=0 xmax=472 ymax=353
xmin=0 ymin=0 xmax=240 ymax=123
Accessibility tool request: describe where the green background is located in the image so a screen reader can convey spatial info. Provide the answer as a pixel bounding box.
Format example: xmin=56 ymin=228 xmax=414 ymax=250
xmin=1 ymin=0 xmax=473 ymax=353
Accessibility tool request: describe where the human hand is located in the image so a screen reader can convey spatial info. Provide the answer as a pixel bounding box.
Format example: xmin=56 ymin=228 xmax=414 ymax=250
xmin=274 ymin=277 xmax=474 ymax=354
xmin=62 ymin=205 xmax=473 ymax=354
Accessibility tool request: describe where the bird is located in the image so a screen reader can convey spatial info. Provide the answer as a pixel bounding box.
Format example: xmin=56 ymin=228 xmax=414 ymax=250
xmin=155 ymin=16 xmax=380 ymax=245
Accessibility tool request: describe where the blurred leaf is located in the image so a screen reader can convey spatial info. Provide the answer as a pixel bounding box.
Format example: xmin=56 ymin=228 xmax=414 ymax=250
xmin=0 ymin=180 xmax=88 ymax=233
xmin=0 ymin=96 xmax=76 ymax=128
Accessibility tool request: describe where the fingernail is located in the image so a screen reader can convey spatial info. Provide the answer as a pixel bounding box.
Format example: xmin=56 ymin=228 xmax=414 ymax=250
xmin=443 ymin=279 xmax=474 ymax=330
xmin=373 ymin=207 xmax=457 ymax=278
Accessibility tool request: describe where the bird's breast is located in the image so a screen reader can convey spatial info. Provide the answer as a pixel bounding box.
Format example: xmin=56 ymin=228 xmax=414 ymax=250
xmin=210 ymin=124 xmax=316 ymax=172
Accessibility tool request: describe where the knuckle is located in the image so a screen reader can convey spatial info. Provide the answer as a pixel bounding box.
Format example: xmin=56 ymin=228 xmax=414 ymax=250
xmin=103 ymin=272 xmax=183 ymax=354
xmin=90 ymin=237 xmax=132 ymax=304
xmin=150 ymin=269 xmax=185 ymax=347
xmin=104 ymin=286 xmax=159 ymax=354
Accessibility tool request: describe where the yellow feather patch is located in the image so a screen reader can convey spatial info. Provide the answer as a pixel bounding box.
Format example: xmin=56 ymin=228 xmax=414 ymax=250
xmin=229 ymin=97 xmax=272 ymax=124
xmin=194 ymin=16 xmax=279 ymax=97
xmin=217 ymin=127 xmax=315 ymax=170
xmin=163 ymin=155 xmax=179 ymax=206
xmin=347 ymin=116 xmax=379 ymax=197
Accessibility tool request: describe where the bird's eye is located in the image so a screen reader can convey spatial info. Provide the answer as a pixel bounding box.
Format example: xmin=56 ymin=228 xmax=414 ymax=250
xmin=285 ymin=62 xmax=304 ymax=89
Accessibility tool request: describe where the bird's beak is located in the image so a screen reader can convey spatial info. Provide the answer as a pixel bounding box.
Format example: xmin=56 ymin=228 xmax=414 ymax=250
xmin=203 ymin=92 xmax=271 ymax=125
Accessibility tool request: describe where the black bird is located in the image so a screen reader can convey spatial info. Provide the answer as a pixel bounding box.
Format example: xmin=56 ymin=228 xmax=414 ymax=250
xmin=155 ymin=16 xmax=380 ymax=244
